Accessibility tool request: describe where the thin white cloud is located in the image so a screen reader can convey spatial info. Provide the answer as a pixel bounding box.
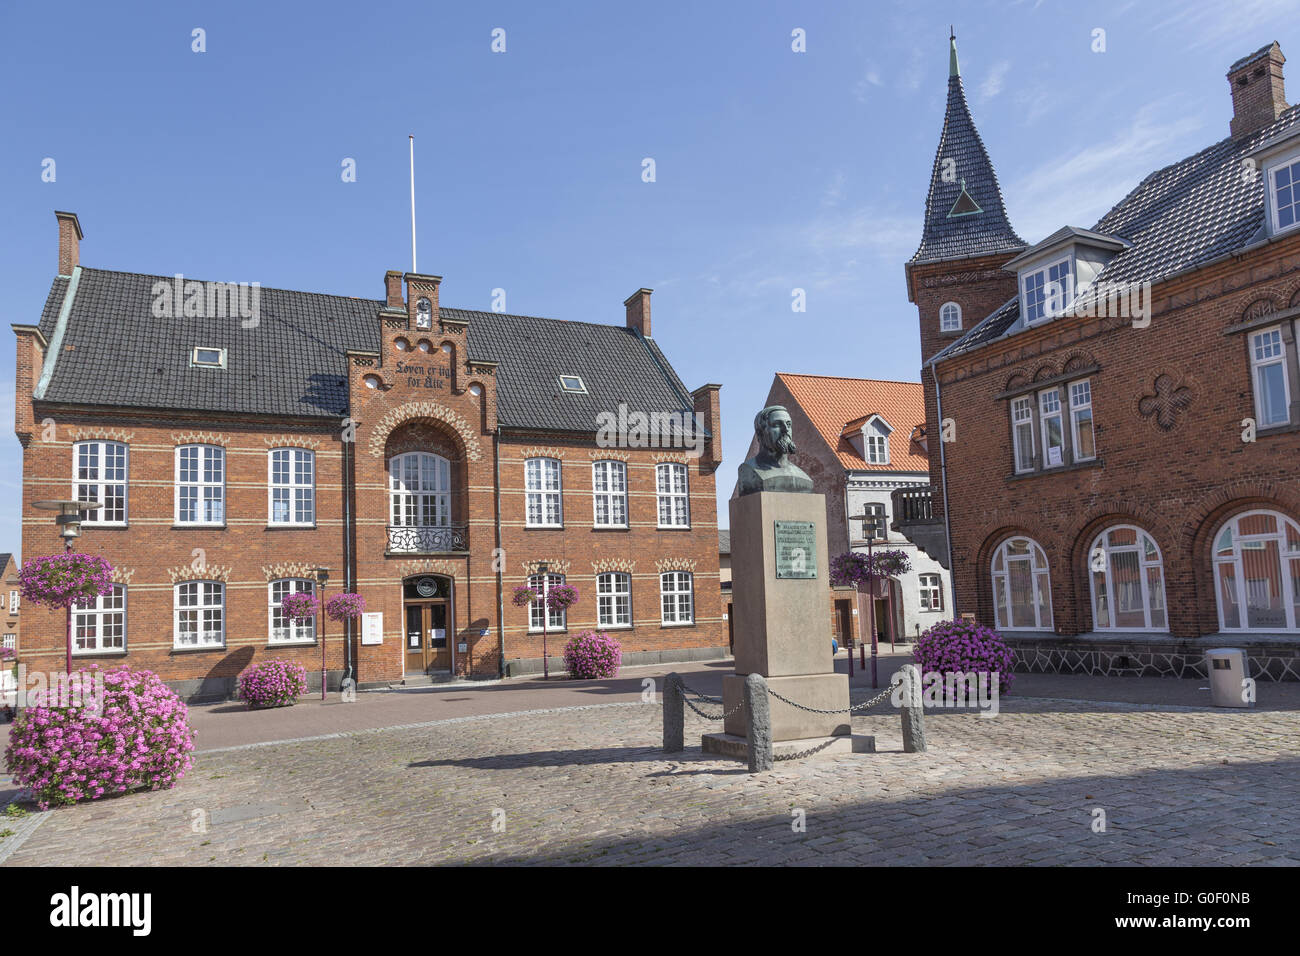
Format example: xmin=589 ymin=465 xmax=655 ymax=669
xmin=853 ymin=66 xmax=884 ymax=104
xmin=1147 ymin=0 xmax=1297 ymax=51
xmin=978 ymin=60 xmax=1011 ymax=102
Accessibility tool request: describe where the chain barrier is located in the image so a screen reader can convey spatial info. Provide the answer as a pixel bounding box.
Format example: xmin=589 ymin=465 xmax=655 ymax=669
xmin=765 ymin=683 xmax=895 ymax=715
xmin=774 ymin=736 xmax=840 ymax=762
xmin=668 ymin=675 xmax=745 ymax=721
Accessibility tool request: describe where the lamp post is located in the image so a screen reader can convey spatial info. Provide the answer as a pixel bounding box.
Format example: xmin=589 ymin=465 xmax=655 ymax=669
xmin=537 ymin=562 xmax=550 ymax=681
xmin=315 ymin=567 xmax=330 ymax=700
xmin=32 ymin=499 xmax=102 ymax=675
xmin=847 ymin=507 xmax=886 ymax=688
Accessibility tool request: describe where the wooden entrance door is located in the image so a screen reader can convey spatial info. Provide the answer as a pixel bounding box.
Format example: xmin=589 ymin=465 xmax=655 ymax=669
xmin=404 ymin=601 xmax=451 ymax=674
xmin=834 ymin=599 xmax=854 ymax=648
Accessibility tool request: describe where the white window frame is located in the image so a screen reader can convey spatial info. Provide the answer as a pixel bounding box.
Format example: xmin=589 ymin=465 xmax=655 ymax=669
xmin=660 ymin=571 xmax=695 ymax=626
xmin=1011 ymin=396 xmax=1035 ymax=474
xmin=74 ymin=440 xmax=129 ymax=526
xmin=191 ymin=346 xmax=226 ymax=368
xmin=175 ymin=444 xmax=226 ymax=526
xmin=592 ymin=460 xmax=628 ymax=528
xmin=656 ymin=463 xmax=690 ymax=528
xmin=527 ymin=573 xmax=566 ymax=631
xmin=174 ymin=581 xmax=225 ymax=648
xmin=1038 ymin=387 xmax=1065 ymax=468
xmin=1250 ymin=326 xmax=1291 ymax=428
xmin=269 ymin=578 xmax=317 ymax=645
xmin=1212 ymin=509 xmax=1300 ymax=632
xmin=1087 ymin=526 xmax=1167 ymax=632
xmin=991 ymin=536 xmax=1053 ymax=631
xmin=1268 ymin=155 xmax=1300 ymax=235
xmin=8 ymin=590 xmax=18 ymax=615
xmin=559 ymin=375 xmax=587 ymax=393
xmin=388 ymin=451 xmax=452 ymax=528
xmin=525 ymin=458 xmax=563 ymax=528
xmin=1021 ymin=255 xmax=1074 ymax=324
xmin=918 ymin=573 xmax=942 ymax=611
xmin=269 ymin=448 xmax=316 ymax=526
xmin=1069 ymin=379 xmax=1096 ymax=462
xmin=939 ymin=301 xmax=962 ymax=332
xmin=597 ymin=572 xmax=632 ymax=628
xmin=73 ymin=584 xmax=126 ymax=655
xmin=1 ymin=634 xmax=13 ymax=651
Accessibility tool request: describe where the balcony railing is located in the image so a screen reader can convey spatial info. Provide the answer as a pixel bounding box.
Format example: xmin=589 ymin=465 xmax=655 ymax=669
xmin=888 ymin=488 xmax=949 ymax=569
xmin=387 ymin=524 xmax=469 ymax=553
xmin=891 ymin=488 xmax=934 ymax=525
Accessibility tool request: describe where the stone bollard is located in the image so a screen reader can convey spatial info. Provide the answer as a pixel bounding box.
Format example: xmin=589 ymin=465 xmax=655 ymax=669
xmin=663 ymin=673 xmax=684 ymax=753
xmin=744 ymin=672 xmax=773 ymax=772
xmin=899 ymin=663 xmax=927 ymax=753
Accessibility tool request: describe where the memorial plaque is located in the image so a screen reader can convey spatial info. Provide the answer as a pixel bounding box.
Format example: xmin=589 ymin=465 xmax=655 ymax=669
xmin=774 ymin=520 xmax=817 ymax=579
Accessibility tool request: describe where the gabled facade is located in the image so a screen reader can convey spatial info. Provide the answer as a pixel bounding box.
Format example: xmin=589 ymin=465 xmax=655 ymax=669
xmin=0 ymin=552 xmax=18 ymax=659
xmin=897 ymin=37 xmax=1300 ymax=680
xmin=12 ymin=213 xmax=727 ymax=698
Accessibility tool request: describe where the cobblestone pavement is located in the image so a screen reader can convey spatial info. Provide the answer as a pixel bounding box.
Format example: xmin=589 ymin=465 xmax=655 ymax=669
xmin=7 ymin=690 xmax=1300 ymax=866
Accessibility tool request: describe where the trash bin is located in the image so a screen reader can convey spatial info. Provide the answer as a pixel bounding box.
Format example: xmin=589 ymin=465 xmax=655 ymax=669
xmin=1205 ymin=648 xmax=1252 ymax=708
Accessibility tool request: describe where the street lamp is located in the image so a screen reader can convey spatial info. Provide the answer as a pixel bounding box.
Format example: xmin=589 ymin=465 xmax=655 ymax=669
xmin=32 ymin=499 xmax=103 ymax=675
xmin=536 ymin=562 xmax=551 ymax=681
xmin=315 ymin=566 xmax=330 ymax=700
xmin=848 ymin=507 xmax=885 ymax=689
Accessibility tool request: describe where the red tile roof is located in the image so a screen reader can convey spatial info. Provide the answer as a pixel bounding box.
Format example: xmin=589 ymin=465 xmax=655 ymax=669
xmin=777 ymin=373 xmax=929 ymax=473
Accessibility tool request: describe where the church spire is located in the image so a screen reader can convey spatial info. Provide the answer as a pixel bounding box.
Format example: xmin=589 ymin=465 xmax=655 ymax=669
xmin=910 ymin=31 xmax=1024 ymax=265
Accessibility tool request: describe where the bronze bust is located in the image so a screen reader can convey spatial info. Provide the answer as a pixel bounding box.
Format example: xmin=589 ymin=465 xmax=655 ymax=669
xmin=736 ymin=405 xmax=814 ymax=496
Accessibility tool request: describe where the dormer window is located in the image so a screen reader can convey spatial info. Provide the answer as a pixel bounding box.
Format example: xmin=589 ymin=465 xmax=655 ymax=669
xmin=415 ymin=298 xmax=433 ymax=330
xmin=939 ymin=301 xmax=962 ymax=332
xmin=191 ymin=347 xmax=226 ymax=368
xmin=559 ymin=375 xmax=586 ymax=393
xmin=861 ymin=415 xmax=892 ymax=465
xmin=1021 ymin=256 xmax=1073 ymax=324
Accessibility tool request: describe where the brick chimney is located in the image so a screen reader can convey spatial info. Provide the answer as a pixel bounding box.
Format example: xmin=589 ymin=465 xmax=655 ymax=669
xmin=1228 ymin=42 xmax=1287 ymax=139
xmin=624 ymin=288 xmax=652 ymax=337
xmin=384 ymin=270 xmax=404 ymax=308
xmin=691 ymin=383 xmax=722 ymax=470
xmin=55 ymin=211 xmax=83 ymax=276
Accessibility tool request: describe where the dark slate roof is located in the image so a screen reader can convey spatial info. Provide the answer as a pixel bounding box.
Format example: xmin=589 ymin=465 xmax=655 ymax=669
xmin=1230 ymin=42 xmax=1279 ymax=73
xmin=33 ymin=268 xmax=698 ymax=432
xmin=0 ymin=554 xmax=12 ymax=575
xmin=910 ymin=38 xmax=1025 ymax=265
xmin=718 ymin=529 xmax=730 ymax=554
xmin=932 ymin=101 xmax=1300 ymax=364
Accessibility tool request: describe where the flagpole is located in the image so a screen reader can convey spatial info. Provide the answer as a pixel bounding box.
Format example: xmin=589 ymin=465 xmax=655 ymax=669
xmin=409 ymin=135 xmax=417 ymax=273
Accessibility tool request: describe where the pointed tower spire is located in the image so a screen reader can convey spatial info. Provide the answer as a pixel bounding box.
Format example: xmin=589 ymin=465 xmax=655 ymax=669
xmin=910 ymin=31 xmax=1024 ymax=264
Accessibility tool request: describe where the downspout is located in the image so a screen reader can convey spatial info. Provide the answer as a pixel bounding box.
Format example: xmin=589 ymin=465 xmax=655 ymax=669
xmin=342 ymin=430 xmax=354 ymax=683
xmin=931 ymin=370 xmax=957 ymax=616
xmin=494 ymin=425 xmax=506 ymax=678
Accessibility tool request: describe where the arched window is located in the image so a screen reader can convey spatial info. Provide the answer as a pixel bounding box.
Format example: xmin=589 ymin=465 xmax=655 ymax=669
xmin=991 ymin=536 xmax=1052 ymax=630
xmin=940 ymin=301 xmax=962 ymax=332
xmin=1213 ymin=509 xmax=1300 ymax=631
xmin=1088 ymin=526 xmax=1167 ymax=631
xmin=389 ymin=452 xmax=451 ymax=527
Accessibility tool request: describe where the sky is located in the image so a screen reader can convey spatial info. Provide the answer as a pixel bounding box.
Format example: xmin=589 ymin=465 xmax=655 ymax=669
xmin=2 ymin=0 xmax=1297 ymax=557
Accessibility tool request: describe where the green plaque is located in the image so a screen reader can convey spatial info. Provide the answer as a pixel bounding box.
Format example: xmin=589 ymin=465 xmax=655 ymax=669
xmin=774 ymin=520 xmax=817 ymax=579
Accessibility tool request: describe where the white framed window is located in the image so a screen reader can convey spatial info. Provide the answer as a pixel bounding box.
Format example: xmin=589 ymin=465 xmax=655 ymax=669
xmin=73 ymin=584 xmax=126 ymax=654
xmin=1212 ymin=509 xmax=1300 ymax=632
xmin=8 ymin=590 xmax=18 ymax=615
xmin=191 ymin=347 xmax=226 ymax=368
xmin=527 ymin=573 xmax=566 ymax=631
xmin=175 ymin=445 xmax=225 ymax=525
xmin=269 ymin=448 xmax=315 ymax=525
xmin=1088 ymin=526 xmax=1167 ymax=632
xmin=660 ymin=571 xmax=694 ymax=625
xmin=389 ymin=452 xmax=451 ymax=527
xmin=1 ymin=634 xmax=13 ymax=651
xmin=1021 ymin=256 xmax=1073 ymax=324
xmin=269 ymin=578 xmax=316 ymax=644
xmin=559 ymin=375 xmax=587 ymax=393
xmin=174 ymin=581 xmax=225 ymax=648
xmin=1011 ymin=396 xmax=1035 ymax=473
xmin=1069 ymin=379 xmax=1095 ymax=461
xmin=74 ymin=441 xmax=128 ymax=525
xmin=1038 ymin=388 xmax=1065 ymax=468
xmin=858 ymin=502 xmax=887 ymax=541
xmin=525 ymin=458 xmax=563 ymax=527
xmin=919 ymin=573 xmax=942 ymax=611
xmin=991 ymin=536 xmax=1053 ymax=631
xmin=597 ymin=572 xmax=632 ymax=627
xmin=1250 ymin=326 xmax=1290 ymax=427
xmin=656 ymin=463 xmax=690 ymax=528
xmin=592 ymin=460 xmax=628 ymax=527
xmin=866 ymin=433 xmax=888 ymax=464
xmin=1269 ymin=157 xmax=1300 ymax=233
xmin=939 ymin=301 xmax=962 ymax=332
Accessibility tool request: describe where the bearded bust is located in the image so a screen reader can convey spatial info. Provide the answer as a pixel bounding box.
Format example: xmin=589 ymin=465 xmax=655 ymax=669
xmin=736 ymin=405 xmax=814 ymax=496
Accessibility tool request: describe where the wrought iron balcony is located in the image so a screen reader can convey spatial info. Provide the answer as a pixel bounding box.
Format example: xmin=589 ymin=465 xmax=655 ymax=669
xmin=889 ymin=488 xmax=949 ymax=570
xmin=387 ymin=524 xmax=469 ymax=553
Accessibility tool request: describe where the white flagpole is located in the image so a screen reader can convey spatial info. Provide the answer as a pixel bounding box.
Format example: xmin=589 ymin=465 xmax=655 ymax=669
xmin=409 ymin=134 xmax=417 ymax=274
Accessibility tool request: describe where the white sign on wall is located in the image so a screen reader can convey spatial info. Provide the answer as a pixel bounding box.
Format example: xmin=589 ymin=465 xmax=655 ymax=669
xmin=361 ymin=612 xmax=384 ymax=646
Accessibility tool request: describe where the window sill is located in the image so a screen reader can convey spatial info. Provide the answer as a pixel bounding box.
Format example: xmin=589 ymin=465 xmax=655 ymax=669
xmin=1006 ymin=457 xmax=1103 ymax=482
xmin=267 ymin=523 xmax=317 ymax=530
xmin=172 ymin=524 xmax=227 ymax=530
xmin=599 ymin=624 xmax=634 ymax=630
xmin=268 ymin=640 xmax=317 ymax=648
xmin=72 ymin=650 xmax=128 ymax=658
xmin=591 ymin=525 xmax=629 ymax=532
xmin=656 ymin=525 xmax=692 ymax=531
xmin=82 ymin=523 xmax=128 ymax=530
xmin=527 ymin=628 xmax=568 ymax=635
xmin=660 ymin=621 xmax=696 ymax=628
xmin=171 ymin=644 xmax=227 ymax=653
xmin=1256 ymin=420 xmax=1300 ymax=437
xmin=938 ymin=329 xmax=964 ymax=338
xmin=524 ymin=524 xmax=565 ymax=531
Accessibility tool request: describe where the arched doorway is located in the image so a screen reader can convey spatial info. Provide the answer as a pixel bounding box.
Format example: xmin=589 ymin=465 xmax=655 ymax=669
xmin=403 ymin=574 xmax=453 ymax=675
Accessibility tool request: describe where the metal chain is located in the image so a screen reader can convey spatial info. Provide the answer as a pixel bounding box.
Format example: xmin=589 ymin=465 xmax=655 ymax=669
xmin=766 ymin=683 xmax=895 ymax=715
xmin=681 ymin=693 xmax=746 ymax=721
xmin=774 ymin=736 xmax=840 ymax=761
xmin=672 ymin=676 xmax=722 ymax=704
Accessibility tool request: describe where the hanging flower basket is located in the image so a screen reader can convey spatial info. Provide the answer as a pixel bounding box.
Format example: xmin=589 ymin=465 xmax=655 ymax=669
xmin=829 ymin=549 xmax=912 ymax=588
xmin=870 ymin=549 xmax=913 ymax=578
xmin=281 ymin=591 xmax=319 ymax=622
xmin=511 ymin=585 xmax=540 ymax=607
xmin=18 ymin=554 xmax=114 ymax=610
xmin=325 ymin=592 xmax=366 ymax=622
xmin=545 ymin=584 xmax=579 ymax=612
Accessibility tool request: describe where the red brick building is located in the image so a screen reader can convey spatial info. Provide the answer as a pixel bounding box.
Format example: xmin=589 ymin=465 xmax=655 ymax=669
xmin=12 ymin=213 xmax=726 ymax=698
xmin=897 ymin=37 xmax=1300 ymax=680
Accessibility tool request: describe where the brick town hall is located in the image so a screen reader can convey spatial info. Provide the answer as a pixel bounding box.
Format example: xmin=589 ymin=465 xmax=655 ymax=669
xmin=12 ymin=214 xmax=726 ymax=698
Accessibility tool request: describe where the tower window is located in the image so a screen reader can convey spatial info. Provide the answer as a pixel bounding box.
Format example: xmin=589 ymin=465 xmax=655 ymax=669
xmin=939 ymin=302 xmax=962 ymax=332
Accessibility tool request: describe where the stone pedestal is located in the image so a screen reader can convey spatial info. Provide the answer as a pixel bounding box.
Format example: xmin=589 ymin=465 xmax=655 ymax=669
xmin=704 ymin=490 xmax=862 ymax=758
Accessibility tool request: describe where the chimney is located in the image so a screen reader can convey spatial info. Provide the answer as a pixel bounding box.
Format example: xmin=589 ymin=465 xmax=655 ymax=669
xmin=691 ymin=383 xmax=722 ymax=469
xmin=624 ymin=288 xmax=652 ymax=337
xmin=384 ymin=270 xmax=404 ymax=308
xmin=55 ymin=211 xmax=83 ymax=276
xmin=1228 ymin=42 xmax=1287 ymax=139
